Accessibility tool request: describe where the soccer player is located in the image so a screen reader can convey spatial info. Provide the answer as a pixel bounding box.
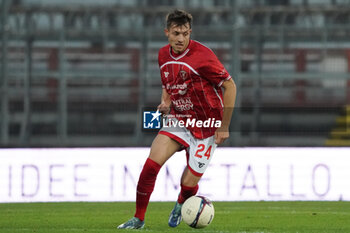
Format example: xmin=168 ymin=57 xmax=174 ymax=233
xmin=118 ymin=9 xmax=236 ymax=229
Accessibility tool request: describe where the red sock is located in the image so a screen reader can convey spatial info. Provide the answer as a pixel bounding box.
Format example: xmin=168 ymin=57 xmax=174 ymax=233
xmin=134 ymin=158 xmax=161 ymax=221
xmin=177 ymin=184 xmax=199 ymax=204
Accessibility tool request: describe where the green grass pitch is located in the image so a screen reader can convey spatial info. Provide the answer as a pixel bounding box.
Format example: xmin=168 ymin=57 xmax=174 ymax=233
xmin=0 ymin=201 xmax=349 ymax=233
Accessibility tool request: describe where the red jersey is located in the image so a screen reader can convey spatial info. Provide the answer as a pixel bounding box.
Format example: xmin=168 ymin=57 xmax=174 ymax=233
xmin=158 ymin=40 xmax=232 ymax=139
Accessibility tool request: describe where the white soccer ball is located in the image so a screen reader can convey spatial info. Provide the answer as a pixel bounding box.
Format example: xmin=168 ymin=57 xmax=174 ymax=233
xmin=181 ymin=195 xmax=215 ymax=228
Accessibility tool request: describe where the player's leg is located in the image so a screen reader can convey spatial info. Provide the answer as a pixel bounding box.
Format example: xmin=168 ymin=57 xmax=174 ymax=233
xmin=134 ymin=134 xmax=181 ymax=220
xmin=118 ymin=134 xmax=181 ymax=229
xmin=148 ymin=133 xmax=182 ymax=166
xmin=168 ymin=166 xmax=200 ymax=227
xmin=169 ymin=135 xmax=216 ymax=228
xmin=178 ymin=166 xmax=201 ymax=201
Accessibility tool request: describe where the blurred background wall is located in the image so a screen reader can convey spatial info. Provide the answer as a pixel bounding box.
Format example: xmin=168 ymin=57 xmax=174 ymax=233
xmin=1 ymin=0 xmax=350 ymax=147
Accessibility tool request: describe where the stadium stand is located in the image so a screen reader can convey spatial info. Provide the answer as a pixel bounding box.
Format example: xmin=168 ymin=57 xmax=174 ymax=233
xmin=1 ymin=0 xmax=350 ymax=147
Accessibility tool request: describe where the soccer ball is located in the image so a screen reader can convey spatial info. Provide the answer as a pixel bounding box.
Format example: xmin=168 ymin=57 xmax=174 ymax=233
xmin=181 ymin=195 xmax=215 ymax=228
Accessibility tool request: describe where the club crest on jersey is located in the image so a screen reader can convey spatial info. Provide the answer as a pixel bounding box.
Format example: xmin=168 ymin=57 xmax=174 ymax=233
xmin=179 ymin=70 xmax=188 ymax=80
xmin=164 ymin=72 xmax=169 ymax=78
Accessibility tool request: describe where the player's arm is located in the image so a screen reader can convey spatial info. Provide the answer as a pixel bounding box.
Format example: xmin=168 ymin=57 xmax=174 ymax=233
xmin=157 ymin=88 xmax=171 ymax=115
xmin=215 ymin=78 xmax=236 ymax=144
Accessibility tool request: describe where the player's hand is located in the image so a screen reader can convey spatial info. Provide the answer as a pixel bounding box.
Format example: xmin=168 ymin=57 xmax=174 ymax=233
xmin=157 ymin=102 xmax=170 ymax=115
xmin=215 ymin=126 xmax=229 ymax=144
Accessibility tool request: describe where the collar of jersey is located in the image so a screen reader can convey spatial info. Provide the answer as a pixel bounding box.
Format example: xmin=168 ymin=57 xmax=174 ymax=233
xmin=169 ymin=40 xmax=191 ymax=60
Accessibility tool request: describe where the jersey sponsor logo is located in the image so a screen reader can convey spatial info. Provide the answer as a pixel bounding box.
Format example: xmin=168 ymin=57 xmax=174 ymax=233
xmin=166 ymin=83 xmax=187 ymax=90
xmin=178 ymin=89 xmax=187 ymax=95
xmin=143 ymin=110 xmax=161 ymax=129
xmin=166 ymin=83 xmax=188 ymax=96
xmin=172 ymin=97 xmax=193 ymax=111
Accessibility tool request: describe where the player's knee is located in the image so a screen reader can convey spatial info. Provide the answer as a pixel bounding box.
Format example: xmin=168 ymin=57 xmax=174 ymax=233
xmin=182 ymin=180 xmax=198 ymax=187
xmin=181 ymin=171 xmax=201 ymax=187
xmin=148 ymin=152 xmax=166 ymax=166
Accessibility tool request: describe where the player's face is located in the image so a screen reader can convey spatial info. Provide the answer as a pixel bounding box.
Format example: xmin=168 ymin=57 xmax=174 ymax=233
xmin=165 ymin=23 xmax=192 ymax=54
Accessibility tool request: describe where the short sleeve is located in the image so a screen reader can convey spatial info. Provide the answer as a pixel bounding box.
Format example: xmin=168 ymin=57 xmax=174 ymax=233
xmin=198 ymin=50 xmax=231 ymax=87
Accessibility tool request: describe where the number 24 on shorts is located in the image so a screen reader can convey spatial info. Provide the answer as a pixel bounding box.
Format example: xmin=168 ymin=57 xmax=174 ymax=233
xmin=194 ymin=144 xmax=212 ymax=160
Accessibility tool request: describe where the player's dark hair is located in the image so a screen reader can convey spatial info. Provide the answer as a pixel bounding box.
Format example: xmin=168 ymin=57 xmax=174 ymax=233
xmin=166 ymin=9 xmax=192 ymax=29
